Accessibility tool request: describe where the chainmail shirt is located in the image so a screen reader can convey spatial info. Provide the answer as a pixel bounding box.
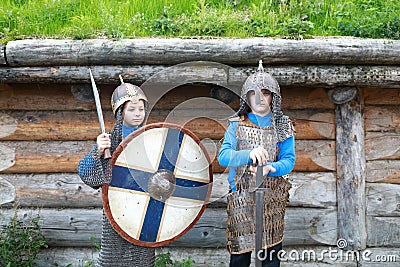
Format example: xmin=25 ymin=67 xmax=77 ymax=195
xmin=77 ymin=110 xmax=155 ymax=267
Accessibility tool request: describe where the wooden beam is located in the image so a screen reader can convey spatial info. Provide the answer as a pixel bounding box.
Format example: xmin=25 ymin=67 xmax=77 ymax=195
xmin=366 ymin=183 xmax=400 ymax=217
xmin=39 ymin=246 xmax=380 ymax=267
xmin=0 ymin=140 xmax=335 ymax=174
xmin=294 ymin=140 xmax=336 ymax=171
xmin=0 ymin=84 xmax=333 ymax=111
xmin=365 ymin=106 xmax=400 ymax=132
xmin=1 ymin=65 xmax=400 ymax=88
xmin=366 ymin=160 xmax=400 ymax=184
xmin=0 ymin=207 xmax=338 ymax=247
xmin=365 ymin=133 xmax=400 ymax=160
xmin=364 ymin=88 xmax=400 ymax=105
xmin=0 ymin=177 xmax=15 ymax=205
xmin=0 ymin=110 xmax=335 ymax=141
xmin=6 ymin=38 xmax=400 ymax=66
xmin=0 ymin=172 xmax=336 ymax=209
xmin=36 ymin=247 xmax=99 ymax=267
xmin=285 ymin=110 xmax=335 ymax=140
xmin=0 ymin=83 xmax=110 ymax=111
xmin=367 ymin=216 xmax=400 ymax=247
xmin=38 ymin=246 xmax=377 ymax=267
xmin=335 ymin=87 xmax=367 ymax=250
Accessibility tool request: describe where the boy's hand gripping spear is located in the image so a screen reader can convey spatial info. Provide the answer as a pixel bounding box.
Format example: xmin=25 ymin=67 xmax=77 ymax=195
xmin=89 ymin=68 xmax=111 ymax=159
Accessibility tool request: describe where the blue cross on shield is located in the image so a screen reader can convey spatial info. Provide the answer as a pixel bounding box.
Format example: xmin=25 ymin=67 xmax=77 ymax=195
xmin=102 ymin=123 xmax=213 ymax=247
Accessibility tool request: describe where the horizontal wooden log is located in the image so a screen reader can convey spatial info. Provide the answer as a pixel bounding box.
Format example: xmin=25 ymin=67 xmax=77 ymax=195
xmin=190 ymin=172 xmax=338 ymax=209
xmin=6 ymin=38 xmax=400 ymax=66
xmin=285 ymin=110 xmax=335 ymax=140
xmin=211 ymin=139 xmax=336 ymax=172
xmin=365 ymin=133 xmax=400 ymax=160
xmin=367 ymin=216 xmax=400 ymax=247
xmin=0 ymin=140 xmax=335 ymax=174
xmin=37 ymin=246 xmax=375 ymax=267
xmin=366 ymin=160 xmax=400 ymax=184
xmin=157 ymin=247 xmax=231 ymax=267
xmin=0 ymin=207 xmax=338 ymax=247
xmin=0 ymin=110 xmax=115 ymax=141
xmin=152 ymin=109 xmax=335 ymax=140
xmin=36 ymin=247 xmax=232 ymax=267
xmin=0 ymin=83 xmax=107 ymax=111
xmin=0 ymin=177 xmax=15 ymax=205
xmin=367 ymin=183 xmax=400 ymax=217
xmin=364 ymin=88 xmax=400 ymax=105
xmin=288 ymin=172 xmax=337 ymax=208
xmin=2 ymin=65 xmax=400 ymax=88
xmin=156 ymin=246 xmax=361 ymax=267
xmin=212 ymin=172 xmax=337 ymax=208
xmin=0 ymin=83 xmax=333 ymax=111
xmin=0 ymin=142 xmax=15 ymax=172
xmin=0 ymin=110 xmax=230 ymax=141
xmin=0 ymin=172 xmax=336 ymax=209
xmin=294 ymin=140 xmax=336 ymax=171
xmin=0 ymin=109 xmax=335 ymax=141
xmin=36 ymin=247 xmax=99 ymax=267
xmin=365 ymin=106 xmax=400 ymax=132
xmin=0 ymin=141 xmax=91 ymax=173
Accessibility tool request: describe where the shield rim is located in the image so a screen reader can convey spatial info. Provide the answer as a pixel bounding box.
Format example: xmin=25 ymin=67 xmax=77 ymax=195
xmin=102 ymin=122 xmax=213 ymax=247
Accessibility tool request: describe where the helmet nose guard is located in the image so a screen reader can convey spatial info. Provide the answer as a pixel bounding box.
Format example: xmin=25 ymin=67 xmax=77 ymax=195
xmin=241 ymin=60 xmax=281 ymax=105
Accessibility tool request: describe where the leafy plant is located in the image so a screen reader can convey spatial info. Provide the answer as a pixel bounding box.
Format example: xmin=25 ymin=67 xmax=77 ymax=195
xmin=1 ymin=0 xmax=400 ymax=40
xmin=0 ymin=209 xmax=47 ymax=267
xmin=155 ymin=252 xmax=195 ymax=267
xmin=281 ymin=16 xmax=314 ymax=39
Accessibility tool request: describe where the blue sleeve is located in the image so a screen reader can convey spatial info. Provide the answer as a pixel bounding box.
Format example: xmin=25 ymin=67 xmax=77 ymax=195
xmin=217 ymin=121 xmax=252 ymax=168
xmin=77 ymin=144 xmax=108 ymax=189
xmin=77 ymin=145 xmax=98 ymax=177
xmin=269 ymin=135 xmax=296 ymax=176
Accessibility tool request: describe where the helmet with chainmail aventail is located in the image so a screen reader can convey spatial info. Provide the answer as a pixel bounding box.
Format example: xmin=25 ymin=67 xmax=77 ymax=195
xmin=241 ymin=59 xmax=280 ymax=101
xmin=111 ymin=76 xmax=148 ymax=117
xmin=235 ymin=60 xmax=294 ymax=142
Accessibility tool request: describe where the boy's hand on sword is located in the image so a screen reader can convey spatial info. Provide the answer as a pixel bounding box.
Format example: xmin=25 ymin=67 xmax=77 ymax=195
xmin=249 ymin=146 xmax=276 ymax=176
xmin=97 ymin=133 xmax=111 ymax=156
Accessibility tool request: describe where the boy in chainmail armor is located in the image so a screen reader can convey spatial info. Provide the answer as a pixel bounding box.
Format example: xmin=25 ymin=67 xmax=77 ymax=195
xmin=78 ymin=78 xmax=155 ymax=266
xmin=218 ymin=61 xmax=296 ymax=267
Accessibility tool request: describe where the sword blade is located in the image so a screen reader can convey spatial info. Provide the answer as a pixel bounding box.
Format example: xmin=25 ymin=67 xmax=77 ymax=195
xmin=89 ymin=68 xmax=106 ymax=134
xmin=255 ymin=165 xmax=264 ymax=266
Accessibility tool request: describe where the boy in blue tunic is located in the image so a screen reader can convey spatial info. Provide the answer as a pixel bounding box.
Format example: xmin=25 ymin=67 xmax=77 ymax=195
xmin=77 ymin=78 xmax=155 ymax=267
xmin=218 ymin=61 xmax=296 ymax=267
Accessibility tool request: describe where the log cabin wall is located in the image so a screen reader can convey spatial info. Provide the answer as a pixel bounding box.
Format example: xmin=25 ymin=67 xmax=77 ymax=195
xmin=0 ymin=38 xmax=399 ymax=266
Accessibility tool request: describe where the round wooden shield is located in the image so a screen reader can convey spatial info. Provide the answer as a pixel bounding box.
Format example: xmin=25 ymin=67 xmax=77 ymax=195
xmin=102 ymin=123 xmax=213 ymax=247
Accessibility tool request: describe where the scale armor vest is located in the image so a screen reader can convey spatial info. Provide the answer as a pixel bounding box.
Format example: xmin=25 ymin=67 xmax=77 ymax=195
xmin=226 ymin=116 xmax=292 ymax=254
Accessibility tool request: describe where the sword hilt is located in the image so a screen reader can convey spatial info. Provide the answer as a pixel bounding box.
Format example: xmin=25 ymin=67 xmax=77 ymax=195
xmin=104 ymin=148 xmax=111 ymax=159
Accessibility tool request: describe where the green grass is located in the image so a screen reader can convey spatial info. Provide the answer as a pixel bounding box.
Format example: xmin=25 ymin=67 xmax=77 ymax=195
xmin=1 ymin=0 xmax=400 ymax=41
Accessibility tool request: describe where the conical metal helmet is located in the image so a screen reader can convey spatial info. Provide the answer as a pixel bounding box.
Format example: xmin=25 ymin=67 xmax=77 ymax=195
xmin=241 ymin=60 xmax=280 ymax=103
xmin=111 ymin=76 xmax=148 ymax=116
